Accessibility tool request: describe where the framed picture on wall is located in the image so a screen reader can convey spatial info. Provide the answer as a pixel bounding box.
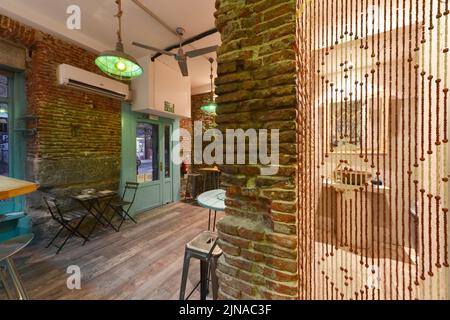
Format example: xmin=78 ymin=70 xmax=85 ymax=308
xmin=319 ymin=95 xmax=389 ymax=155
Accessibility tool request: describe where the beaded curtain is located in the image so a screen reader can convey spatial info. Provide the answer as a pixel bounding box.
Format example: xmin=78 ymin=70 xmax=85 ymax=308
xmin=297 ymin=0 xmax=450 ymax=300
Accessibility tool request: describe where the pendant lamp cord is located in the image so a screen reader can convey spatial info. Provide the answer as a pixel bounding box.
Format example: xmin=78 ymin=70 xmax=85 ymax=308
xmin=209 ymin=58 xmax=215 ymax=102
xmin=115 ymin=0 xmax=123 ymax=44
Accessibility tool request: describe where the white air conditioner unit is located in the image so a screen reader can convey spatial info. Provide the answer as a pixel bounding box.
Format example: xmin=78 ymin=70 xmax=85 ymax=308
xmin=57 ymin=64 xmax=130 ymax=100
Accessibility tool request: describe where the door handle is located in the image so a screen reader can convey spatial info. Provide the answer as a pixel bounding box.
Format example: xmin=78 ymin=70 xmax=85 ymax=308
xmin=160 ymin=161 xmax=163 ymax=172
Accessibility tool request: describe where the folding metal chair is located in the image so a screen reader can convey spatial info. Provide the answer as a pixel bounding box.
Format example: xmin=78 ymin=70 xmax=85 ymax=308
xmin=109 ymin=182 xmax=139 ymax=230
xmin=43 ymin=196 xmax=90 ymax=254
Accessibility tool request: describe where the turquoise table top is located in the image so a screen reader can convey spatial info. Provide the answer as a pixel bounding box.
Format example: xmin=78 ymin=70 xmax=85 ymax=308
xmin=197 ymin=189 xmax=226 ymax=212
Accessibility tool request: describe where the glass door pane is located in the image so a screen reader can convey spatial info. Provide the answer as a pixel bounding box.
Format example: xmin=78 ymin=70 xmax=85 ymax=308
xmin=0 ymin=74 xmax=8 ymax=98
xmin=0 ymin=72 xmax=10 ymax=178
xmin=0 ymin=103 xmax=8 ymax=177
xmin=0 ymin=71 xmax=14 ymax=215
xmin=136 ymin=123 xmax=159 ymax=183
xmin=164 ymin=125 xmax=171 ymax=178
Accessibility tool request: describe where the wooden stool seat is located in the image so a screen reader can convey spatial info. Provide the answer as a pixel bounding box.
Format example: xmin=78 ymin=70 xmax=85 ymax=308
xmin=186 ymin=231 xmax=222 ymax=256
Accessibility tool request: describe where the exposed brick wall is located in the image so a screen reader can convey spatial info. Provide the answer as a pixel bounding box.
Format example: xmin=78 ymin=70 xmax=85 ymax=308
xmin=214 ymin=0 xmax=299 ymax=299
xmin=180 ymin=117 xmax=192 ymax=198
xmin=0 ymin=15 xmax=121 ymax=227
xmin=179 ymin=118 xmax=193 ymax=166
xmin=179 ymin=92 xmax=218 ymax=197
xmin=180 ymin=92 xmax=216 ymax=170
xmin=190 ymin=92 xmax=217 ymax=173
xmin=191 ymin=92 xmax=217 ymax=132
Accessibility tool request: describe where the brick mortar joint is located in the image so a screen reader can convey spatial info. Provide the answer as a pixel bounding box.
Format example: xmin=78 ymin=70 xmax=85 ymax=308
xmin=218 ymin=219 xmax=299 ymax=254
xmin=217 ymin=257 xmax=299 ymax=298
xmin=215 ymin=0 xmax=295 ymax=16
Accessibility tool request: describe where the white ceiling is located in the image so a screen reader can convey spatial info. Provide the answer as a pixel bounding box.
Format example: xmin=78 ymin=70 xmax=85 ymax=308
xmin=0 ymin=0 xmax=220 ymax=92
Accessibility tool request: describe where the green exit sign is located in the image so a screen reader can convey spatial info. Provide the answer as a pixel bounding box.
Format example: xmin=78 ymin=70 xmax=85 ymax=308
xmin=164 ymin=101 xmax=175 ymax=113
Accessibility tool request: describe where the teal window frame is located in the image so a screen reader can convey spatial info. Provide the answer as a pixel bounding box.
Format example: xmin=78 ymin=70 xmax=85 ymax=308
xmin=0 ymin=70 xmax=26 ymax=213
xmin=0 ymin=67 xmax=29 ymax=241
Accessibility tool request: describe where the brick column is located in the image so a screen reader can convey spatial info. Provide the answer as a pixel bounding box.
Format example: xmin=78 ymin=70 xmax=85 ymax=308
xmin=214 ymin=0 xmax=300 ymax=299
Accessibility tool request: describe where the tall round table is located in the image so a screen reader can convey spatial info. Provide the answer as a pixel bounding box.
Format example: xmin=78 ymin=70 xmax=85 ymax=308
xmin=197 ymin=189 xmax=226 ymax=232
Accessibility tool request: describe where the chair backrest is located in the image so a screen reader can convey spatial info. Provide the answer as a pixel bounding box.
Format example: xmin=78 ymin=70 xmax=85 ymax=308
xmin=43 ymin=196 xmax=63 ymax=221
xmin=122 ymin=182 xmax=139 ymax=206
xmin=214 ymin=172 xmax=221 ymax=189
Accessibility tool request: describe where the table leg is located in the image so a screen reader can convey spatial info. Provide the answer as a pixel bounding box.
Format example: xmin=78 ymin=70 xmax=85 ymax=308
xmin=213 ymin=211 xmax=217 ymax=232
xmin=0 ymin=264 xmax=13 ymax=299
xmin=84 ymin=218 xmax=100 ymax=245
xmin=208 ymin=209 xmax=212 ymax=231
xmin=5 ymin=258 xmax=29 ymax=300
xmin=80 ymin=200 xmax=107 ymax=227
xmin=94 ymin=197 xmax=118 ymax=232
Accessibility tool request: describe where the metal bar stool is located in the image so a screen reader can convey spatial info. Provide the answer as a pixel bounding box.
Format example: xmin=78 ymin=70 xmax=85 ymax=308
xmin=0 ymin=234 xmax=34 ymax=300
xmin=179 ymin=231 xmax=222 ymax=300
xmin=199 ymin=168 xmax=221 ymax=192
xmin=184 ymin=174 xmax=203 ymax=200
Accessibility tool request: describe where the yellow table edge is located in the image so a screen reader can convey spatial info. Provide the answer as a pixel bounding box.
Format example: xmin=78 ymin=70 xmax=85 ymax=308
xmin=0 ymin=176 xmax=39 ymax=201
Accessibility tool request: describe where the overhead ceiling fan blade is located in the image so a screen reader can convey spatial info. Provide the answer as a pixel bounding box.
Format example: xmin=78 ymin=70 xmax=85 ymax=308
xmin=185 ymin=45 xmax=219 ymax=58
xmin=132 ymin=42 xmax=176 ymax=56
xmin=178 ymin=60 xmax=189 ymax=77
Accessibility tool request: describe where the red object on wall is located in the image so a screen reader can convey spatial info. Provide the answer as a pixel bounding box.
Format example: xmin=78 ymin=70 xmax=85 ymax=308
xmin=181 ymin=161 xmax=188 ymax=174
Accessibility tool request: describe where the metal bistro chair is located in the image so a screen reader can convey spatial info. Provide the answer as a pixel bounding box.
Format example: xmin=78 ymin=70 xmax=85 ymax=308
xmin=43 ymin=196 xmax=90 ymax=254
xmin=179 ymin=231 xmax=222 ymax=301
xmin=109 ymin=182 xmax=139 ymax=231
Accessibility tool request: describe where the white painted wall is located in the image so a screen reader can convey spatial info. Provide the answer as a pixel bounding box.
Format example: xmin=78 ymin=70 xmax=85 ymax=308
xmin=132 ymin=59 xmax=191 ymax=119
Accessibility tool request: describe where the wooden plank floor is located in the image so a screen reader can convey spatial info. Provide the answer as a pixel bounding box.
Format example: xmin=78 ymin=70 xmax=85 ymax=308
xmin=0 ymin=201 xmax=222 ymax=300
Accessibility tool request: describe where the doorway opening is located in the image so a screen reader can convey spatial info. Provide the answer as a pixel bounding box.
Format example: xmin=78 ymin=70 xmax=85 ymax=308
xmin=121 ymin=105 xmax=179 ymax=215
xmin=297 ymin=0 xmax=450 ymax=300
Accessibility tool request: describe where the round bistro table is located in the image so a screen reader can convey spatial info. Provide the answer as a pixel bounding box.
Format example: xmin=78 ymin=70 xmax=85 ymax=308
xmin=197 ymin=189 xmax=226 ymax=232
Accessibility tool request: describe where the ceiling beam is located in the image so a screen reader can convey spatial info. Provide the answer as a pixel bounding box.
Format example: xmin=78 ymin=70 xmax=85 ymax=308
xmin=151 ymin=28 xmax=218 ymax=61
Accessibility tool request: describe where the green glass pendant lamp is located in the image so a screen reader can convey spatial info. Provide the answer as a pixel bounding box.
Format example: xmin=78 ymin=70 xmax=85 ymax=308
xmin=201 ymin=58 xmax=217 ymax=114
xmin=95 ymin=0 xmax=143 ymax=81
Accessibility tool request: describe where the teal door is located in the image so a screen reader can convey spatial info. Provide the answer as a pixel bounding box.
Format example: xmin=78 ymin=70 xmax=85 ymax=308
xmin=135 ymin=122 xmax=164 ymax=210
xmin=134 ymin=121 xmax=174 ymax=211
xmin=121 ymin=104 xmax=180 ymax=215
